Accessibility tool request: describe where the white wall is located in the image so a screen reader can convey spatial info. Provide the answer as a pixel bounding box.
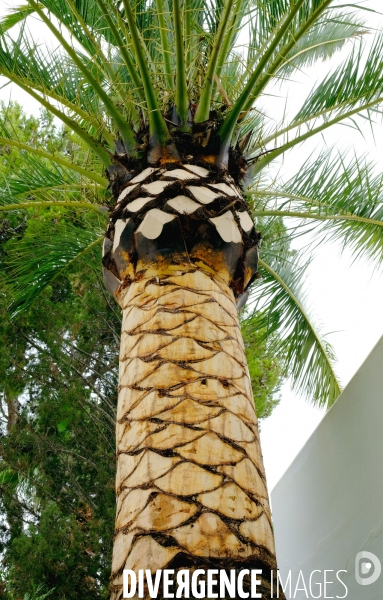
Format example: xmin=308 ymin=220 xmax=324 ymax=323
xmin=271 ymin=336 xmax=383 ymax=599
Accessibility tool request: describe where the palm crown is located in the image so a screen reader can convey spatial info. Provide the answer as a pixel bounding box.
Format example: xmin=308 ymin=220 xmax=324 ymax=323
xmin=1 ymin=0 xmax=383 ymax=411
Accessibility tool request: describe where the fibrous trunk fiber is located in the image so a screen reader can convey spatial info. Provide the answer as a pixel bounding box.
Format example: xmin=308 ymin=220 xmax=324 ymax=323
xmin=110 ymin=268 xmax=276 ymax=599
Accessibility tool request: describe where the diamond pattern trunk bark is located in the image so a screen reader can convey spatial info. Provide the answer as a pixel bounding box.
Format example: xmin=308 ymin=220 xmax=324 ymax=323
xmin=103 ymin=164 xmax=279 ymax=599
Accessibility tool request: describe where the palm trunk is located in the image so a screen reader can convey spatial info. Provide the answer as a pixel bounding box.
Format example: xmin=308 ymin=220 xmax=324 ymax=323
xmin=103 ymin=163 xmax=279 ymax=599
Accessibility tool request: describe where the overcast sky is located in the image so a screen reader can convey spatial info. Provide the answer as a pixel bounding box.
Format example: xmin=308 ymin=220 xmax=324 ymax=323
xmin=1 ymin=0 xmax=382 ymax=491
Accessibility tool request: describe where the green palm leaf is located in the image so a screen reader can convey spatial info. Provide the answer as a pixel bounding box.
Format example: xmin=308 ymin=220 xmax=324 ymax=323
xmin=0 ymin=150 xmax=106 ymax=209
xmin=0 ymin=135 xmax=108 ymax=186
xmin=251 ymin=150 xmax=383 ymax=266
xmin=5 ymin=217 xmax=104 ymax=317
xmin=253 ymin=34 xmax=383 ymax=166
xmin=247 ymin=250 xmax=341 ymax=408
xmin=0 ymin=32 xmax=112 ymax=130
xmin=293 ymin=34 xmax=383 ymax=123
xmin=0 ymin=3 xmax=36 ymax=34
xmin=277 ymin=14 xmax=368 ymax=77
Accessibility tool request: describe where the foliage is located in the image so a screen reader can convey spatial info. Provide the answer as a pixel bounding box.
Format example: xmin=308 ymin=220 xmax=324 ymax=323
xmin=0 ymin=246 xmax=118 ymax=598
xmin=242 ymin=316 xmax=283 ymax=419
xmin=0 ymin=104 xmax=115 ymax=598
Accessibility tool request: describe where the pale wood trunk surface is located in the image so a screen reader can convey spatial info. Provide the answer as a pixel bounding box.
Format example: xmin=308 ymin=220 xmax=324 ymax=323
xmin=110 ymin=267 xmax=276 ymax=599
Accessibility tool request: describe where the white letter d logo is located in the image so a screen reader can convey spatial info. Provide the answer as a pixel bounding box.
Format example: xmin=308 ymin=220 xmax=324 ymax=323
xmin=355 ymin=551 xmax=381 ymax=586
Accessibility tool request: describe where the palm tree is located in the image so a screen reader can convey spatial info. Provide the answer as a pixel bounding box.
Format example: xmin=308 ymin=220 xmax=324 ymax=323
xmin=1 ymin=0 xmax=383 ymax=597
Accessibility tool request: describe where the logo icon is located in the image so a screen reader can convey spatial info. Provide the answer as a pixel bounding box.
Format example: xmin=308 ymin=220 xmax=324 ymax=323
xmin=355 ymin=551 xmax=381 ymax=586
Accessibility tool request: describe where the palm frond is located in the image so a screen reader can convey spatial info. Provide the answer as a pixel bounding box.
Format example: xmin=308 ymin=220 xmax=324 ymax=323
xmin=92 ymin=0 xmax=146 ymax=104
xmin=0 ymin=148 xmax=105 ymax=201
xmin=260 ymin=151 xmax=383 ymax=266
xmin=1 ymin=0 xmax=378 ymax=159
xmin=277 ymin=12 xmax=367 ymax=78
xmin=194 ymin=0 xmax=240 ymax=123
xmin=251 ymin=33 xmax=383 ymax=162
xmin=155 ymin=0 xmax=174 ymax=90
xmin=0 ymin=135 xmax=108 ymax=186
xmin=0 ymin=165 xmax=76 ymax=201
xmin=0 ymin=3 xmax=35 ymax=34
xmin=246 ymin=250 xmax=341 ymax=408
xmin=0 ymin=36 xmax=113 ymax=163
xmin=5 ymin=217 xmax=104 ymax=317
xmin=244 ymin=6 xmax=365 ymax=82
xmin=217 ymin=0 xmax=335 ymax=162
xmin=293 ymin=33 xmax=383 ymax=123
xmin=0 ymin=29 xmax=114 ymax=134
xmin=26 ymin=0 xmax=136 ymax=152
xmin=119 ymin=0 xmax=173 ymax=145
xmin=172 ymin=0 xmax=189 ymax=128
